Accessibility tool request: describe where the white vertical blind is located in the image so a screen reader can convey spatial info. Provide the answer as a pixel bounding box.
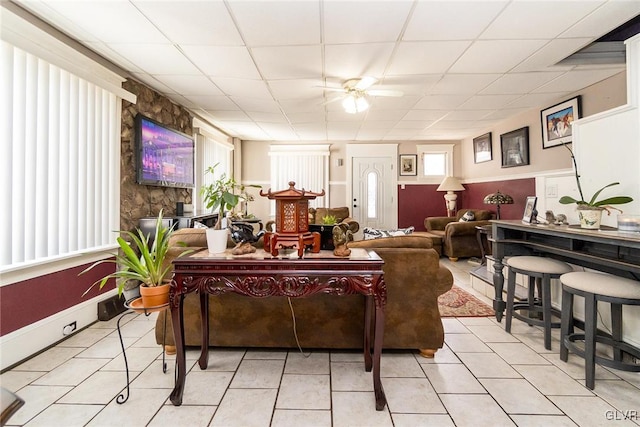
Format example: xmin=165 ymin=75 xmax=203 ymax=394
xmin=194 ymin=132 xmax=233 ymax=214
xmin=1 ymin=41 xmax=121 ymax=269
xmin=268 ymin=145 xmax=330 ymax=216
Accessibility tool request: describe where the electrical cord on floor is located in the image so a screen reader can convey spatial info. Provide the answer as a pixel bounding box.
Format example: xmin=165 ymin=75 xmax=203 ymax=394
xmin=287 ymin=297 xmax=312 ymax=358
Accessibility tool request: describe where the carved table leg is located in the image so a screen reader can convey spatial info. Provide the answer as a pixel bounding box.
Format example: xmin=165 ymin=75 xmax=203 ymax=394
xmin=363 ymin=296 xmax=373 ymax=372
xmin=373 ymin=298 xmax=386 ymax=411
xmin=169 ymin=292 xmax=185 ymax=406
xmin=493 ymin=257 xmax=506 ymax=322
xmin=199 ymin=292 xmax=209 ymax=369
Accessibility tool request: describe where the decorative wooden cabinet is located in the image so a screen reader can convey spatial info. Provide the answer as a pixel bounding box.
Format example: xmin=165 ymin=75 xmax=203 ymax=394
xmin=260 ymin=181 xmax=324 ymax=257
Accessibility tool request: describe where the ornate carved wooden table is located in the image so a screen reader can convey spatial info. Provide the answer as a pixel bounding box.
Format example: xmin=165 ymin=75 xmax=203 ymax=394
xmin=169 ymin=248 xmax=388 ymax=410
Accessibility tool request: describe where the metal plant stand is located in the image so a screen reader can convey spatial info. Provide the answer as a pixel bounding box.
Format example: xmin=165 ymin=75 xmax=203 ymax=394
xmin=116 ymin=299 xmax=169 ymax=404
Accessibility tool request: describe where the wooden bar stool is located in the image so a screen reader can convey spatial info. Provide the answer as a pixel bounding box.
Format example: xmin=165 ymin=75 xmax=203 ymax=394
xmin=505 ymin=256 xmax=573 ymax=350
xmin=560 ymin=271 xmax=640 ymax=390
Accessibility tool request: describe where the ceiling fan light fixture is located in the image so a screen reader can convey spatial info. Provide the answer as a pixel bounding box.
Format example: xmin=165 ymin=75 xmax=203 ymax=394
xmin=342 ymin=93 xmax=369 ymax=114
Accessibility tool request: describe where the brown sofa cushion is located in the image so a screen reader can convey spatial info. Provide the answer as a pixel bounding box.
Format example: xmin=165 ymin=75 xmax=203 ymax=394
xmin=309 ymin=207 xmax=350 ymax=224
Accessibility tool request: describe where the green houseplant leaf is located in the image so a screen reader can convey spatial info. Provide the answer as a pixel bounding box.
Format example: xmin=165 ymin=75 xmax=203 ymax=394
xmin=80 ymin=210 xmax=192 ymax=297
xmin=559 ymin=144 xmax=632 ymax=213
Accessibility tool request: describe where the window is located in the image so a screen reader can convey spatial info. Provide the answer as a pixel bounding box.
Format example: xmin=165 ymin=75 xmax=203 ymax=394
xmin=194 ymin=124 xmax=234 ymax=213
xmin=1 ymin=9 xmax=133 ymax=272
xmin=268 ymin=145 xmax=329 ymax=216
xmin=417 ymin=144 xmax=455 ymax=184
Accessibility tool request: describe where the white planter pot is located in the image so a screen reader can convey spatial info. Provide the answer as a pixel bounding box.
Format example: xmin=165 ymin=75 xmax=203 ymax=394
xmin=578 ymin=208 xmax=604 ymax=229
xmin=206 ymin=228 xmax=228 ymax=253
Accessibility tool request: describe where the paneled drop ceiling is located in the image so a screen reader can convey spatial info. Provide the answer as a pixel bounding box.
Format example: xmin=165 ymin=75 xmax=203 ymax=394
xmin=13 ymin=0 xmax=640 ymax=141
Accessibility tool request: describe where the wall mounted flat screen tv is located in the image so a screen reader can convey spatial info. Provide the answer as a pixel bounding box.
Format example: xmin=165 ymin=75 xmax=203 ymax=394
xmin=135 ymin=114 xmax=195 ymax=188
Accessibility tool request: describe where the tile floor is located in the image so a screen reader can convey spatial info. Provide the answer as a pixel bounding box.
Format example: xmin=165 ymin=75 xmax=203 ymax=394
xmin=1 ymin=260 xmax=639 ymax=426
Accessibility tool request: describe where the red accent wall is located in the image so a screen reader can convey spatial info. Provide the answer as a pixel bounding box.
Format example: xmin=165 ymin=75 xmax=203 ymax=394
xmin=398 ymin=178 xmax=536 ymax=230
xmin=0 ymin=262 xmax=114 ymax=336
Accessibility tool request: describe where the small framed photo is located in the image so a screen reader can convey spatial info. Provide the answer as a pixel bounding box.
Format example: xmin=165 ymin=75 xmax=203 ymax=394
xmin=399 ymin=154 xmax=417 ymax=176
xmin=501 ymin=127 xmax=529 ymax=168
xmin=522 ymin=196 xmax=538 ymax=223
xmin=541 ymin=96 xmax=581 ymax=149
xmin=473 ymin=132 xmax=492 ymax=163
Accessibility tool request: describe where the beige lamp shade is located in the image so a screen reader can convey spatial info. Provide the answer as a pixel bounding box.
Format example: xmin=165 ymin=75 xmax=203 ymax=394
xmin=436 ymin=176 xmax=465 ymax=192
xmin=436 ymin=176 xmax=465 ymax=217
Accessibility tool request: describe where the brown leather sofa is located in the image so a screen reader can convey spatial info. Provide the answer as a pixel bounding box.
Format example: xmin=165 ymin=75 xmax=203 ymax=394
xmin=424 ymin=209 xmax=493 ymax=261
xmin=308 ymin=206 xmax=351 ymax=224
xmin=155 ymin=230 xmax=453 ymax=354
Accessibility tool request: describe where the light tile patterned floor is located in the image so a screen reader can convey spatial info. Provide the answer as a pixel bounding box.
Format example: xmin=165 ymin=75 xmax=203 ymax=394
xmin=2 ymin=260 xmax=639 ymax=426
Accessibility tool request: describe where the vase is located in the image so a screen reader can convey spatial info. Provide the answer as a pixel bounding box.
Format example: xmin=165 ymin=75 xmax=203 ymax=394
xmin=139 ymin=283 xmax=170 ymax=308
xmin=206 ymin=228 xmax=228 ymax=253
xmin=578 ymin=207 xmax=604 ymax=229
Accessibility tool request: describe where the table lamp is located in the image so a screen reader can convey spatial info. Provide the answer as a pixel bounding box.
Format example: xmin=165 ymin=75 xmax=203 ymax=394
xmin=483 ymin=191 xmax=514 ymax=219
xmin=436 ymin=176 xmax=465 ymax=217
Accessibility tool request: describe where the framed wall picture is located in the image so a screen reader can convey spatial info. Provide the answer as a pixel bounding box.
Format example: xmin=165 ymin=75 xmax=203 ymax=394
xmin=500 ymin=127 xmax=529 ymax=168
xmin=473 ymin=132 xmax=492 ymax=163
xmin=541 ymin=96 xmax=581 ymax=149
xmin=399 ymin=154 xmax=417 ymax=176
xmin=522 ymin=196 xmax=538 ymax=223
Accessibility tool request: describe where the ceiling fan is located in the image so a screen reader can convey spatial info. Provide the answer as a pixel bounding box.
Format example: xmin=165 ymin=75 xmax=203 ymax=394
xmin=320 ymin=77 xmax=404 ymax=113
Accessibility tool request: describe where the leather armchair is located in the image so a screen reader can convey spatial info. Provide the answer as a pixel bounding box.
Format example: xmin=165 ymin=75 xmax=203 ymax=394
xmin=308 ymin=206 xmax=351 ymax=224
xmin=425 ymin=209 xmax=493 ymax=261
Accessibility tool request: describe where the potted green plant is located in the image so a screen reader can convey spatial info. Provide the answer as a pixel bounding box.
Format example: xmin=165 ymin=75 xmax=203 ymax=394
xmin=81 ymin=210 xmax=188 ymax=307
xmin=200 ymin=164 xmax=259 ymax=253
xmin=559 ymin=144 xmax=633 ymax=229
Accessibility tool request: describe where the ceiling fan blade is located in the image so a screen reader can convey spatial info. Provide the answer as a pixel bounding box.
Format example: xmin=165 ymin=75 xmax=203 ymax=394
xmin=322 ymin=95 xmax=344 ymax=105
xmin=354 ymin=76 xmax=377 ymax=90
xmin=315 ymin=86 xmax=347 ymax=93
xmin=367 ymin=89 xmax=404 ymax=97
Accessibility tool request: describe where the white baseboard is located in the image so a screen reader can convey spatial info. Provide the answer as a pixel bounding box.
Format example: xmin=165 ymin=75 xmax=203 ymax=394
xmin=0 ymin=291 xmax=115 ymax=371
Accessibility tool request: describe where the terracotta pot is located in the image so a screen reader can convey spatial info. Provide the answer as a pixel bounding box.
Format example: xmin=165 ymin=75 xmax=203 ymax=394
xmin=139 ymin=283 xmax=170 ymax=308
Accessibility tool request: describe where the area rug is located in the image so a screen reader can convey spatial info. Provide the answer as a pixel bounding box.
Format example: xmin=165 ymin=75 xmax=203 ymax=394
xmin=438 ymin=285 xmax=495 ymax=317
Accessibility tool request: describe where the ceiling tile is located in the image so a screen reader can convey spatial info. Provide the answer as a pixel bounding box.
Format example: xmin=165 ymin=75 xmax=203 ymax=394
xmin=368 ymin=96 xmax=420 ymax=110
xmin=186 ymin=95 xmax=238 ymax=110
xmin=131 ymin=73 xmax=174 ymax=94
xmin=388 ymin=41 xmax=472 ymax=75
xmin=480 ymin=72 xmax=565 ymax=95
xmin=251 ymin=46 xmax=322 ymax=79
xmin=413 ymin=95 xmax=471 ymax=110
xmin=181 ymin=46 xmax=260 ymax=79
xmin=246 ymin=112 xmax=288 ymax=123
xmin=482 ymin=108 xmax=530 ymax=121
xmin=446 ymin=110 xmax=493 ymax=121
xmin=232 ymin=97 xmax=281 ymax=113
xmin=34 ymin=0 xmax=168 ymax=44
xmin=327 ymin=111 xmax=367 ymax=122
xmin=505 ymin=93 xmax=566 ymax=109
xmin=292 ymin=123 xmax=327 ymax=139
xmin=513 ymin=38 xmax=593 ymax=72
xmin=357 ymin=129 xmax=389 ymax=140
xmin=379 ymin=75 xmax=443 ymax=96
xmin=324 ymin=43 xmax=395 ymax=81
xmin=360 ymin=120 xmax=399 ymax=130
xmin=459 ymin=94 xmax=521 ymax=110
xmin=285 ymin=112 xmax=326 ymax=124
xmin=561 ymin=1 xmax=640 ymax=38
xmin=323 ymin=1 xmax=413 ymax=44
xmin=393 ymin=121 xmax=431 ymax=130
xmin=279 ymin=98 xmax=325 ymax=114
xmin=258 ymin=123 xmax=299 ymax=140
xmin=429 ymin=74 xmax=502 ymax=95
xmin=402 ymin=110 xmax=449 ymax=121
xmin=85 ymin=42 xmax=144 ymax=73
xmin=404 ymin=1 xmax=506 ymax=41
xmin=450 ymin=40 xmax=549 ymax=73
xmin=154 ymin=75 xmax=223 ymax=96
xmin=481 ymin=1 xmax=600 ymax=40
xmin=533 ymin=68 xmax=623 ymax=93
xmin=364 ymin=109 xmax=408 ymax=121
xmin=108 ymin=44 xmax=200 ymax=74
xmin=133 ymin=1 xmax=243 ymax=45
xmin=212 ymin=78 xmax=272 ymax=98
xmin=268 ymin=79 xmax=324 ymax=99
xmin=204 ymin=111 xmax=251 ymax=121
xmin=228 ymin=1 xmax=320 ymax=46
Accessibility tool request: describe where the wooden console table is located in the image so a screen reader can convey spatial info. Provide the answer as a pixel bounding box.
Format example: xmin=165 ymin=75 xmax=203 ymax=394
xmin=169 ymin=248 xmax=387 ymax=410
xmin=491 ymin=220 xmax=640 ymax=322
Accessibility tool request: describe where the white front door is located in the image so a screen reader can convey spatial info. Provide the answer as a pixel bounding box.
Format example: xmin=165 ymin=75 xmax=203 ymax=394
xmin=351 ymin=156 xmax=395 ymax=229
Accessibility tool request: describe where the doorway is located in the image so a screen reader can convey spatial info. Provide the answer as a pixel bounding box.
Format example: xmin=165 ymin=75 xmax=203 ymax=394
xmin=346 ymin=144 xmax=398 ymax=230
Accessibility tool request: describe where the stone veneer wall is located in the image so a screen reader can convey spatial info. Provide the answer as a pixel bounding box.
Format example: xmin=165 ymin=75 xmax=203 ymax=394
xmin=120 ymin=79 xmax=193 ymax=232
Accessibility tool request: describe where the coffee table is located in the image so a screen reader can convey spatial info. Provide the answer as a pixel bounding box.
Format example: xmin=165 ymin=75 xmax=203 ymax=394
xmin=169 ymin=248 xmax=387 ymax=410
